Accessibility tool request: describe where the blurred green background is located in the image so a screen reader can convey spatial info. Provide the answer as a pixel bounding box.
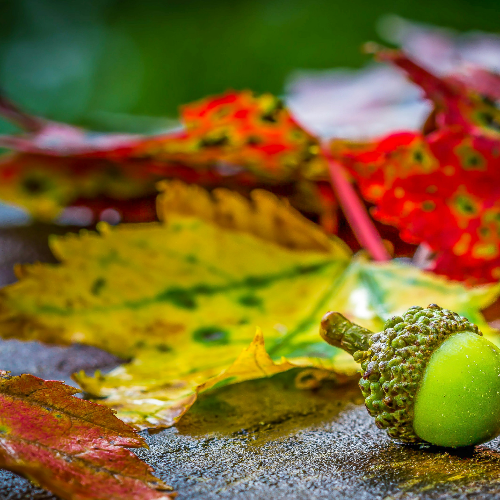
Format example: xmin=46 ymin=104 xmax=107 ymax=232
xmin=0 ymin=0 xmax=499 ymax=128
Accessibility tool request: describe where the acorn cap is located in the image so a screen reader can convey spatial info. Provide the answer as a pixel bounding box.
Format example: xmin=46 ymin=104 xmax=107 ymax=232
xmin=320 ymin=304 xmax=482 ymax=443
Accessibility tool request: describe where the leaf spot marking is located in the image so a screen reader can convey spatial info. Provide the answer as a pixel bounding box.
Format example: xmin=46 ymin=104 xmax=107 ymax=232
xmin=192 ymin=327 xmax=229 ymax=346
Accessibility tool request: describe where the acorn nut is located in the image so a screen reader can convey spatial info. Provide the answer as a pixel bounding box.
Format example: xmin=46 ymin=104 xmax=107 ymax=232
xmin=320 ymin=304 xmax=500 ymax=448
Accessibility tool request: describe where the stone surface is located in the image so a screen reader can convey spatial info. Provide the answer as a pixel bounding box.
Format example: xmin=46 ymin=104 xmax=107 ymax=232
xmin=2 ymin=355 xmax=500 ymax=500
xmin=1 ymin=223 xmax=500 ymax=499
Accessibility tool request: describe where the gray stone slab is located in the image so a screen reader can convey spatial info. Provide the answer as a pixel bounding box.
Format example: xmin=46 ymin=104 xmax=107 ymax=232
xmin=2 ymin=363 xmax=500 ymax=500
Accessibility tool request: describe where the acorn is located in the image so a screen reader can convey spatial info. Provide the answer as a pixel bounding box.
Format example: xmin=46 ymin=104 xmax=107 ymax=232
xmin=319 ymin=304 xmax=500 ymax=448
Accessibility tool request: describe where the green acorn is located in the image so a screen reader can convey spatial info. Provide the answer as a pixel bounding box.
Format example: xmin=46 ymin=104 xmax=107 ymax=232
xmin=320 ymin=304 xmax=500 ymax=448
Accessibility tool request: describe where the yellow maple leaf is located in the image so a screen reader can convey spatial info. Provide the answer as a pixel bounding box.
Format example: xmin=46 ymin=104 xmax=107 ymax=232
xmin=0 ymin=181 xmax=497 ymax=430
xmin=0 ymin=181 xmax=354 ymax=428
xmin=0 ymin=181 xmax=349 ymax=355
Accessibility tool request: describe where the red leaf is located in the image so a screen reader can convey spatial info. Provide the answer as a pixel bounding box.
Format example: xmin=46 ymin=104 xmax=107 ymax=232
xmin=0 ymin=91 xmax=331 ymax=222
xmin=0 ymin=91 xmax=321 ymax=180
xmin=130 ymin=90 xmax=322 ymax=182
xmin=448 ymin=65 xmax=500 ymax=102
xmin=332 ymin=48 xmax=500 ymax=284
xmin=373 ymin=47 xmax=500 ymax=133
xmin=0 ymin=371 xmax=173 ymax=500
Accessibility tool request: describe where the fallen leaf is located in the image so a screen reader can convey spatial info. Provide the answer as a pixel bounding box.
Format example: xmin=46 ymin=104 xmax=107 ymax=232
xmin=0 ymin=370 xmax=173 ymax=500
xmin=332 ymin=47 xmax=500 ymax=284
xmin=0 ymin=181 xmax=349 ymax=355
xmin=0 ymin=181 xmax=352 ymax=427
xmin=136 ymin=90 xmax=325 ymax=182
xmin=0 ymin=91 xmax=332 ymax=224
xmin=0 ymin=91 xmax=322 ymax=179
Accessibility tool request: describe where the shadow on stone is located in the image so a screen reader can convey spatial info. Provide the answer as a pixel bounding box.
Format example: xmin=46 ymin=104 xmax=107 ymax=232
xmin=176 ymin=368 xmax=363 ymax=442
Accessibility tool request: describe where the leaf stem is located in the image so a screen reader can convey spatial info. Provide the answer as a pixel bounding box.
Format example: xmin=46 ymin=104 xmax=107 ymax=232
xmin=0 ymin=92 xmax=43 ymax=132
xmin=322 ymin=145 xmax=390 ymax=262
xmin=320 ymin=311 xmax=373 ymax=355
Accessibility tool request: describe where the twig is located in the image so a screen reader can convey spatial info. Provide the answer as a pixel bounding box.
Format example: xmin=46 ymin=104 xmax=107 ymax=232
xmin=322 ymin=145 xmax=390 ymax=262
xmin=0 ymin=92 xmax=43 ymax=132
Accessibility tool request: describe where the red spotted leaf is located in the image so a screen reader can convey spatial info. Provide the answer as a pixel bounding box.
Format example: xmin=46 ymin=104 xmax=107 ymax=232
xmin=0 ymin=91 xmax=331 ymax=223
xmin=331 ymin=48 xmax=500 ymax=284
xmin=0 ymin=371 xmax=173 ymax=500
xmin=133 ymin=90 xmax=323 ymax=182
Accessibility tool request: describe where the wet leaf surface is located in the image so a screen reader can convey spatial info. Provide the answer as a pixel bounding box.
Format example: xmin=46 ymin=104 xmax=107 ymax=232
xmin=0 ymin=371 xmax=172 ymax=500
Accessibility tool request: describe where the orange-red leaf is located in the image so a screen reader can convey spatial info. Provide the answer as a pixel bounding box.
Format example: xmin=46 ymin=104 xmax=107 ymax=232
xmin=0 ymin=91 xmax=332 ymax=222
xmin=0 ymin=371 xmax=173 ymax=500
xmin=373 ymin=47 xmax=500 ymax=134
xmin=133 ymin=90 xmax=324 ymax=182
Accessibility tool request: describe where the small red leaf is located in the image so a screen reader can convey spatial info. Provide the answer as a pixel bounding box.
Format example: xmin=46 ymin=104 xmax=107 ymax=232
xmin=0 ymin=371 xmax=173 ymax=500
